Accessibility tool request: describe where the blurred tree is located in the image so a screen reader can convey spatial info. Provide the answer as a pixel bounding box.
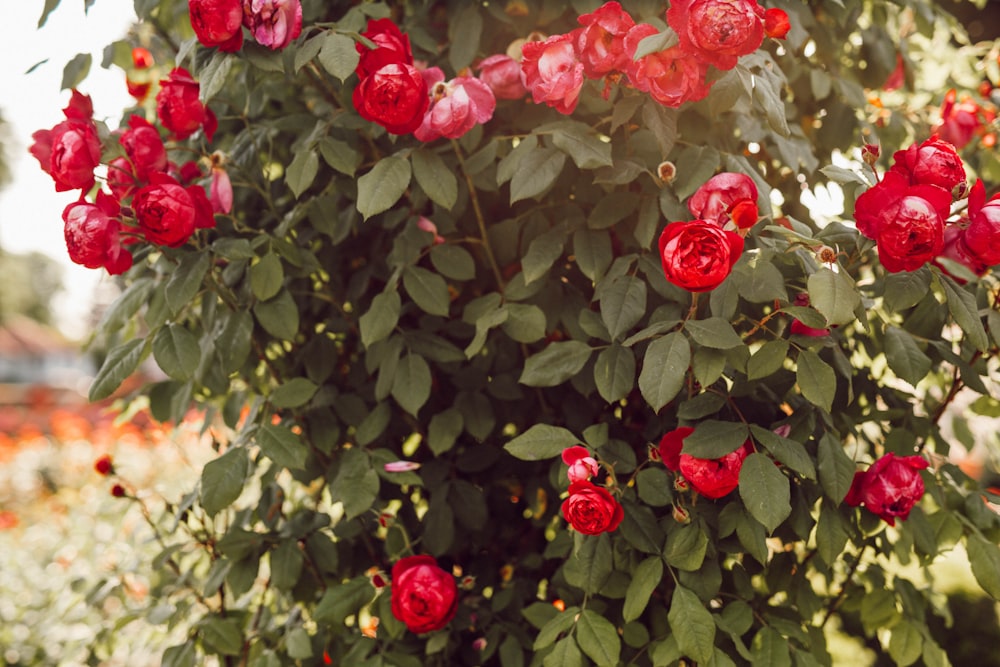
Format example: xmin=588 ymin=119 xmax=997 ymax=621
xmin=0 ymin=250 xmax=64 ymax=326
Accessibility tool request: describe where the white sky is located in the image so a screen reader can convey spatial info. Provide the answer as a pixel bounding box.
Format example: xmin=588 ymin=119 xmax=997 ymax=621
xmin=0 ymin=0 xmax=137 ymax=339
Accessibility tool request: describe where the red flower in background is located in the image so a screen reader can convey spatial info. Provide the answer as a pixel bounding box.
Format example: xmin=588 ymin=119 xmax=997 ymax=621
xmin=764 ymin=8 xmax=790 ymax=39
xmin=390 ymin=555 xmax=458 ymax=634
xmin=520 ymin=32 xmax=586 ymax=114
xmin=477 ymin=54 xmax=527 ymax=100
xmin=933 ymin=89 xmax=984 ymax=149
xmin=658 ymin=220 xmax=744 ymax=291
xmin=688 ymin=172 xmax=759 ymax=229
xmin=119 ymin=116 xmax=168 ymax=181
xmin=561 ymin=481 xmax=624 ymax=535
xmin=126 ymin=47 xmax=155 ymax=102
xmin=667 ymin=0 xmax=766 ymax=71
xmin=575 ymin=1 xmax=636 ymax=78
xmin=189 ymin=0 xmax=244 ymax=51
xmin=156 ymin=68 xmax=216 ymax=141
xmin=679 ymin=440 xmax=753 ymax=499
xmin=962 ymin=179 xmax=1000 ymax=266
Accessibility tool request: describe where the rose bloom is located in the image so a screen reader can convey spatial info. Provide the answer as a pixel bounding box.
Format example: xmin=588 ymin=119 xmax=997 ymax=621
xmin=133 ymin=174 xmax=199 ymax=247
xmin=119 ymin=115 xmax=168 ymax=182
xmin=962 ymin=179 xmax=1000 ymax=266
xmin=189 ymin=0 xmax=243 ymax=51
xmin=477 ymin=54 xmax=527 ymax=100
xmin=889 ymin=136 xmax=967 ymax=194
xmin=414 ymin=69 xmax=496 ymax=142
xmin=562 ymin=445 xmax=599 ymax=483
xmin=688 ymin=172 xmax=759 ymax=229
xmin=30 ymin=90 xmax=101 ymax=193
xmin=667 ymin=0 xmax=766 ymax=72
xmin=847 ymin=453 xmax=929 ymax=526
xmin=936 ymin=224 xmax=987 ymax=279
xmin=933 ymin=89 xmax=983 ymax=150
xmin=156 ymin=68 xmax=216 ymax=140
xmin=575 ymin=1 xmax=636 ymax=78
xmin=62 ymin=194 xmax=133 ymax=275
xmin=624 ymin=24 xmax=712 ymax=108
xmin=679 ymin=439 xmax=752 ymax=499
xmin=126 ymin=47 xmax=154 ymax=102
xmin=356 ymin=18 xmax=413 ymax=78
xmin=520 ymin=32 xmax=586 ymax=115
xmin=658 ymin=426 xmax=694 ymax=472
xmin=763 ymin=7 xmax=791 ymax=39
xmin=390 ymin=555 xmax=458 ymax=634
xmin=561 ymin=481 xmax=624 ymax=535
xmin=658 ymin=220 xmax=744 ymax=292
xmin=243 ymin=0 xmax=302 ymax=50
xmin=353 ymin=62 xmax=429 ymax=135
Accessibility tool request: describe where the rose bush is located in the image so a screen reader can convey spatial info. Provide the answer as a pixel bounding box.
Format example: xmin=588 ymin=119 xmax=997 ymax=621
xmin=31 ymin=0 xmax=1000 ymax=665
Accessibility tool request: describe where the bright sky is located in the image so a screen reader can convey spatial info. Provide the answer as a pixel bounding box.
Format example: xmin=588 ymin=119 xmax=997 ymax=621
xmin=0 ymin=0 xmax=137 ymax=339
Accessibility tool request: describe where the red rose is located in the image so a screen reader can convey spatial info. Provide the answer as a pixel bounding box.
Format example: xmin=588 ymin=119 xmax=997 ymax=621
xmin=520 ymin=32 xmax=586 ymax=115
xmin=30 ymin=91 xmax=102 ymax=193
xmin=961 ymin=179 xmax=1000 ymax=266
xmin=62 ymin=194 xmax=133 ymax=275
xmin=667 ymin=0 xmax=765 ymax=72
xmin=679 ymin=439 xmax=752 ymax=499
xmin=414 ymin=70 xmax=496 ymax=142
xmin=933 ymin=89 xmax=983 ymax=150
xmin=624 ymin=24 xmax=712 ymax=108
xmin=133 ymin=174 xmax=198 ymax=247
xmin=353 ymin=62 xmax=429 ymax=135
xmin=390 ymin=555 xmax=458 ymax=634
xmin=243 ymin=0 xmax=302 ymax=51
xmin=658 ymin=220 xmax=744 ymax=292
xmin=94 ymin=454 xmax=115 ymax=476
xmin=477 ymin=54 xmax=528 ymax=100
xmin=658 ymin=426 xmax=694 ymax=472
xmin=888 ymin=136 xmax=967 ymax=194
xmin=575 ymin=1 xmax=636 ymax=78
xmin=561 ymin=481 xmax=624 ymax=535
xmin=189 ymin=0 xmax=244 ymax=51
xmin=356 ymin=18 xmax=413 ymax=78
xmin=852 ymin=453 xmax=929 ymax=525
xmin=763 ymin=8 xmax=790 ymax=39
xmin=120 ymin=116 xmax=168 ymax=182
xmin=156 ymin=68 xmax=215 ymax=140
xmin=936 ymin=224 xmax=987 ymax=278
xmin=688 ymin=172 xmax=759 ymax=229
xmin=126 ymin=47 xmax=155 ymax=102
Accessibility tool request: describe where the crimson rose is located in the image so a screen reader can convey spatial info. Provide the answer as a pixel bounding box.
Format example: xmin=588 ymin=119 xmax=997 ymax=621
xmin=658 ymin=220 xmax=744 ymax=291
xmin=561 ymin=481 xmax=624 ymax=535
xmin=156 ymin=68 xmax=217 ymax=141
xmin=679 ymin=440 xmax=753 ymax=499
xmin=688 ymin=172 xmax=759 ymax=229
xmin=658 ymin=426 xmax=695 ymax=472
xmin=889 ymin=135 xmax=967 ymax=194
xmin=667 ymin=0 xmax=766 ymax=71
xmin=846 ymin=453 xmax=928 ymax=526
xmin=188 ymin=0 xmax=243 ymax=51
xmin=132 ymin=174 xmax=199 ymax=247
xmin=390 ymin=555 xmax=458 ymax=634
xmin=356 ymin=18 xmax=413 ymax=79
xmin=961 ymin=179 xmax=1000 ymax=266
xmin=352 ymin=62 xmax=429 ymax=135
xmin=29 ymin=90 xmax=101 ymax=193
xmin=119 ymin=115 xmax=168 ymax=182
xmin=62 ymin=193 xmax=132 ymax=275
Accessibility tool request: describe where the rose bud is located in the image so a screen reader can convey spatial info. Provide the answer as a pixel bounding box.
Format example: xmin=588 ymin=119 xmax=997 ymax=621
xmin=94 ymin=454 xmax=115 ymax=476
xmin=520 ymin=32 xmax=586 ymax=115
xmin=119 ymin=115 xmax=168 ymax=181
xmin=962 ymin=179 xmax=1000 ymax=267
xmin=242 ymin=0 xmax=303 ymax=51
xmin=672 ymin=505 xmax=691 ymax=524
xmin=126 ymin=47 xmax=154 ymax=102
xmin=111 ymin=484 xmax=127 ymax=498
xmin=764 ymin=8 xmax=790 ymax=39
xmin=562 ymin=445 xmax=600 ymax=483
xmin=561 ymin=481 xmax=624 ymax=535
xmin=657 ymin=161 xmax=677 ymax=184
xmin=390 ymin=555 xmax=459 ymax=634
xmin=862 ymin=143 xmax=880 ymax=166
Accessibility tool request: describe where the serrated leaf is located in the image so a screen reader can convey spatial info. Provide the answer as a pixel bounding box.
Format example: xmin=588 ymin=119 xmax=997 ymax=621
xmin=357 ymin=156 xmax=411 ymax=220
xmin=97 ymin=277 xmax=154 ymax=335
xmin=682 ymin=420 xmax=749 ymax=458
xmin=152 ymin=324 xmax=201 ymax=381
xmin=360 ymin=289 xmax=401 ymax=348
xmin=808 ymin=267 xmax=860 ymax=326
xmin=544 ymin=636 xmax=583 ymax=667
xmin=685 ymin=317 xmax=743 ymax=349
xmin=564 ymin=533 xmax=613 ymax=593
xmin=257 ymin=424 xmax=307 ymax=470
xmin=747 ymin=339 xmax=789 ymax=380
xmin=314 ymin=577 xmax=375 ymax=625
xmin=522 ymin=227 xmax=568 ymax=285
xmin=332 ymin=448 xmax=379 ymax=519
xmin=594 ymin=344 xmax=636 ymax=404
xmin=739 ymin=453 xmax=791 ymax=533
xmin=391 ymin=353 xmax=431 ymax=416
xmin=403 ymin=265 xmax=450 ymax=316
xmin=888 ymin=620 xmax=923 ymax=667
xmin=601 ymin=276 xmax=647 ymax=341
xmin=412 ymin=148 xmax=458 ymax=209
xmin=89 ymin=338 xmax=146 ymax=401
xmin=510 ymin=148 xmax=566 ymax=204
xmin=577 ymin=610 xmax=621 ymax=667
xmin=286 ymin=148 xmax=319 ymax=199
xmin=664 ymin=522 xmax=708 ymax=571
xmin=447 ymin=3 xmax=482 ymax=72
xmin=270 ymin=539 xmax=304 ymax=591
xmin=201 ymin=447 xmax=248 ymax=517
xmin=317 ymin=32 xmax=360 ymax=81
xmin=199 ymin=52 xmax=234 ymax=103
xmin=534 ymin=609 xmax=579 ymax=650
xmin=199 ymin=617 xmax=243 ymax=656
xmin=939 ymin=273 xmax=989 ymax=352
xmin=503 ymin=303 xmax=547 ymax=343
xmin=817 ymin=433 xmax=856 ymax=503
xmin=796 ymin=349 xmax=836 ymax=412
xmin=504 ymin=424 xmax=579 ymax=461
xmin=668 ymin=586 xmax=715 ymax=664
xmin=269 ymin=378 xmax=318 ymax=409
xmin=638 ymin=332 xmax=691 ymax=412
xmin=884 ymin=268 xmax=931 ymax=312
xmin=574 ymin=228 xmax=613 ymax=282
xmin=428 ymin=408 xmax=464 ymax=456
xmin=520 ymin=341 xmax=592 ymax=387
xmin=884 ymin=326 xmax=932 ymax=387
xmin=217 ymin=310 xmax=253 ymax=373
xmin=751 ymin=627 xmax=791 ymax=667
xmin=623 ymin=557 xmax=664 ymax=623
xmin=166 ymin=252 xmax=211 ymax=316
xmin=632 ymin=29 xmax=679 ymax=60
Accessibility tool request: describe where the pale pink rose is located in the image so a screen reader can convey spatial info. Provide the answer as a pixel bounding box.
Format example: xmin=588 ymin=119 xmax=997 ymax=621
xmin=520 ymin=32 xmax=586 ymax=114
xmin=477 ymin=54 xmax=528 ymax=100
xmin=414 ymin=70 xmax=496 ymax=141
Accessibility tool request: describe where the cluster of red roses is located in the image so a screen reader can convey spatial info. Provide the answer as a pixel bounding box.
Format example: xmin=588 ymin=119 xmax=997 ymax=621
xmin=188 ymin=0 xmax=302 ymax=52
xmin=559 ymin=445 xmax=625 ymax=536
xmin=855 ymin=136 xmax=1000 ymax=275
xmin=933 ymin=88 xmax=997 ymax=150
xmin=30 ymin=71 xmax=230 ymax=275
xmin=351 ymin=0 xmax=790 ymax=139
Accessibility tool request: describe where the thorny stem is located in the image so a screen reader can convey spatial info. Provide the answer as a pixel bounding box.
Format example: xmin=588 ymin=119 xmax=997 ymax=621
xmin=451 ymin=140 xmax=504 ymax=292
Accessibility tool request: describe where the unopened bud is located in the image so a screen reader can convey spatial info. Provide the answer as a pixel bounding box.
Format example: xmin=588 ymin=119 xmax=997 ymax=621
xmin=861 ymin=143 xmax=880 ymax=166
xmin=674 ymin=477 xmax=689 ymax=492
xmin=953 ymin=181 xmax=970 ymax=200
xmin=110 ymin=484 xmax=127 ymax=498
xmin=672 ymin=505 xmax=691 ymax=524
xmin=460 ymin=575 xmax=477 ymax=590
xmin=657 ymin=160 xmax=677 ymax=184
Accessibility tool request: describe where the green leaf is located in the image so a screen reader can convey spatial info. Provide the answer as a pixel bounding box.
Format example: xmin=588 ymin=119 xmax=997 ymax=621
xmin=808 ymin=267 xmax=860 ymax=326
xmin=319 ymin=137 xmax=361 ymax=177
xmin=967 ymin=532 xmax=1000 ymax=599
xmin=430 ymin=244 xmax=476 ymax=281
xmin=563 ymin=533 xmax=613 ymax=593
xmin=619 ymin=502 xmax=666 ymax=554
xmin=732 ymin=252 xmax=787 ymax=303
xmin=751 ymin=627 xmax=791 ymax=667
xmin=152 ymin=324 xmax=201 ymax=381
xmin=162 ymin=643 xmax=197 ymax=667
xmin=601 ymin=276 xmax=647 ymax=341
xmin=286 ymin=148 xmax=319 ymax=199
xmin=594 ymin=344 xmax=636 ymax=404
xmin=638 ymin=332 xmax=691 ymax=413
xmin=684 ymin=317 xmax=743 ymax=349
xmin=166 ymin=252 xmax=210 ymax=316
xmin=543 ymin=636 xmax=583 ymax=667
xmin=412 ymin=148 xmax=458 ymax=210
xmin=332 ymin=448 xmax=379 ymax=519
xmin=577 ymin=610 xmax=621 ymax=667
xmin=250 ymin=252 xmax=284 ymax=301
xmin=199 ymin=617 xmax=243 ymax=656
xmin=534 ymin=608 xmax=579 ymax=649
xmin=504 ymin=424 xmax=579 ymax=461
xmin=888 ymin=620 xmax=923 ymax=667
xmin=89 ymin=338 xmax=146 ymax=401
xmin=939 ymin=273 xmax=989 ymax=352
xmin=403 ymin=265 xmax=450 ymax=317
xmin=636 ymin=467 xmax=673 ymax=506
xmin=360 ymin=289 xmax=401 ymax=348
xmin=642 ymin=100 xmax=679 ymax=157
xmin=447 ymin=3 xmax=482 ymax=72
xmin=257 ymin=424 xmax=307 ymax=470
xmin=749 ymin=425 xmax=815 ymax=480
xmin=503 ymin=303 xmax=547 ymax=343
xmin=817 ymin=433 xmax=856 ymax=503
xmin=270 ymin=378 xmax=318 ymax=409
xmin=816 ymin=499 xmax=849 ymax=565
xmin=747 ymin=339 xmax=789 ymax=380
xmin=217 ymin=310 xmax=253 ymax=373
xmin=429 ymin=409 xmax=464 ymax=455
xmin=547 ymin=120 xmax=614 ymax=170
xmin=884 ymin=267 xmax=931 ymax=312
xmin=632 ymin=28 xmax=679 ymax=60
xmin=253 ymin=289 xmax=300 ymax=341
xmin=664 ymin=522 xmax=709 ymax=571
xmin=623 ymin=557 xmax=664 ymax=622
xmin=796 ymin=349 xmax=835 ymax=412
xmin=672 ymin=145 xmax=720 ymax=200
xmin=355 ymin=401 xmax=390 ymax=447
xmin=884 ymin=326 xmax=932 ymax=387
xmin=520 ymin=341 xmax=592 ymax=387
xmin=668 ymin=586 xmax=716 ymax=664
xmin=739 ymin=453 xmax=791 ymax=533
xmin=201 ymin=447 xmax=249 ymax=517
xmin=61 ymin=52 xmax=92 ymax=90
xmin=510 ymin=148 xmax=566 ymax=204
xmin=96 ymin=277 xmax=154 ymax=335
xmin=682 ymin=421 xmax=749 ymax=458
xmin=391 ymin=353 xmax=432 ymax=416
xmin=574 ymin=229 xmax=613 ymax=282
xmin=317 ymin=32 xmax=359 ymax=81
xmin=270 ymin=539 xmax=304 ymax=591
xmin=357 ymin=156 xmax=412 ymax=220
xmin=522 ymin=227 xmax=568 ymax=285
xmin=314 ymin=576 xmax=375 ymax=625
xmin=199 ymin=52 xmax=234 ymax=103
xmin=752 ymin=71 xmax=790 ymax=136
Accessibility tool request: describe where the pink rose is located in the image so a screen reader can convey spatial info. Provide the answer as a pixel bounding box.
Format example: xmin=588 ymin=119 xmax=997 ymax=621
xmin=477 ymin=54 xmax=527 ymax=100
xmin=243 ymin=0 xmax=302 ymax=50
xmin=624 ymin=24 xmax=712 ymax=108
xmin=133 ymin=173 xmax=198 ymax=247
xmin=189 ymin=0 xmax=244 ymax=51
xmin=561 ymin=481 xmax=624 ymax=535
xmin=575 ymin=1 xmax=636 ymax=78
xmin=62 ymin=193 xmax=132 ymax=275
xmin=658 ymin=426 xmax=694 ymax=472
xmin=356 ymin=18 xmax=413 ymax=78
xmin=119 ymin=115 xmax=168 ymax=182
xmin=667 ymin=0 xmax=766 ymax=72
xmin=658 ymin=220 xmax=744 ymax=292
xmin=156 ymin=68 xmax=216 ymax=141
xmin=849 ymin=453 xmax=929 ymax=525
xmin=352 ymin=62 xmax=429 ymax=135
xmin=562 ymin=446 xmax=599 ymax=483
xmin=414 ymin=70 xmax=496 ymax=142
xmin=679 ymin=439 xmax=752 ymax=499
xmin=888 ymin=136 xmax=967 ymax=194
xmin=962 ymin=179 xmax=1000 ymax=266
xmin=390 ymin=555 xmax=458 ymax=634
xmin=688 ymin=172 xmax=759 ymax=229
xmin=210 ymin=165 xmax=234 ymax=214
xmin=520 ymin=32 xmax=586 ymax=115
